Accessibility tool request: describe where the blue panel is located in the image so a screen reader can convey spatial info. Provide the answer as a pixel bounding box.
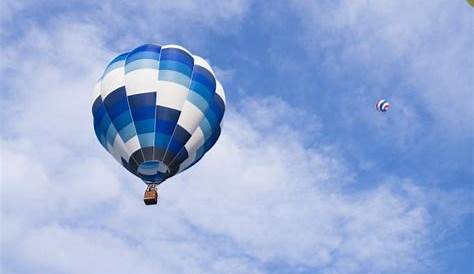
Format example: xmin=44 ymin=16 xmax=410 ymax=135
xmin=113 ymin=111 xmax=133 ymax=131
xmin=187 ymin=91 xmax=209 ymax=112
xmin=102 ymin=53 xmax=128 ymax=77
xmin=106 ymin=123 xmax=118 ymax=145
xmin=172 ymin=125 xmax=192 ymax=144
xmin=173 ymin=148 xmax=189 ymax=166
xmin=200 ymin=119 xmax=212 ymax=140
xmin=213 ymin=94 xmax=226 ymax=115
xmin=104 ymin=87 xmax=129 ymax=119
xmin=206 ymin=111 xmax=219 ymax=130
xmin=135 ymin=119 xmax=155 ymax=134
xmin=125 ymin=59 xmax=159 ymax=73
xmin=128 ymin=92 xmax=156 ymax=147
xmin=165 ymin=125 xmax=191 ymax=164
xmin=129 ymin=44 xmax=161 ymax=55
xmin=118 ymin=123 xmax=137 ymax=142
xmin=128 ymin=93 xmax=156 ymax=108
xmin=130 ymin=149 xmax=145 ymax=171
xmin=159 ymin=60 xmax=193 ymax=76
xmin=125 ymin=45 xmax=161 ymax=65
xmin=189 ymin=81 xmax=213 ymax=104
xmin=109 ymin=53 xmax=128 ymax=64
xmin=204 ymin=127 xmax=221 ymax=151
xmin=158 ymin=70 xmax=191 ymax=87
xmin=196 ymin=146 xmax=205 ymax=160
xmin=98 ymin=114 xmax=113 ymax=136
xmin=93 ymin=96 xmax=113 ymax=150
xmin=155 ymin=120 xmax=176 ymax=135
xmin=192 ymin=66 xmax=216 ymax=92
xmin=130 ymin=106 xmax=156 ymax=121
xmin=138 ymin=133 xmax=154 ymax=147
xmin=155 ymin=106 xmax=180 ymax=122
xmin=166 ymin=140 xmax=182 ymax=156
xmin=190 ymin=81 xmax=213 ymax=104
xmin=92 ymin=97 xmax=105 ymax=119
xmin=155 ymin=133 xmax=171 ymax=148
xmin=94 ymin=125 xmax=107 ymax=148
xmin=159 ymin=47 xmax=194 ymax=69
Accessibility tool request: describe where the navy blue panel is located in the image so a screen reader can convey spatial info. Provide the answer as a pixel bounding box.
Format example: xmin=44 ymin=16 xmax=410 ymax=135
xmin=163 ymin=143 xmax=181 ymax=165
xmin=127 ymin=157 xmax=139 ymax=175
xmin=155 ymin=105 xmax=180 ymax=121
xmin=92 ymin=98 xmax=110 ymax=148
xmin=213 ymin=94 xmax=226 ymax=115
xmin=206 ymin=111 xmax=219 ymax=130
xmin=155 ymin=120 xmax=176 ymax=135
xmin=163 ymin=126 xmax=191 ymax=164
xmin=167 ymin=165 xmax=179 ymax=177
xmin=130 ymin=149 xmax=145 ymax=166
xmin=128 ymin=93 xmax=156 ymax=108
xmin=92 ymin=100 xmax=106 ymax=129
xmin=132 ymin=44 xmax=161 ymax=54
xmin=153 ymin=148 xmax=166 ymax=160
xmin=159 ymin=47 xmax=194 ymax=69
xmin=92 ymin=97 xmax=105 ymax=119
xmin=193 ymin=66 xmax=216 ymax=92
xmin=121 ymin=157 xmax=139 ymax=176
xmin=172 ymin=125 xmax=192 ymax=145
xmin=141 ymin=146 xmax=154 ymax=161
xmin=205 ymin=127 xmax=221 ymax=151
xmin=103 ymin=87 xmax=129 ymax=119
xmin=130 ymin=105 xmax=156 ymax=121
xmin=173 ymin=149 xmax=189 ymax=167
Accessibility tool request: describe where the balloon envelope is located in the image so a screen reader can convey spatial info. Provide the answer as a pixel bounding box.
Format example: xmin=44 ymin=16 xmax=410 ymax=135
xmin=92 ymin=44 xmax=226 ymax=184
xmin=376 ymin=99 xmax=390 ymax=112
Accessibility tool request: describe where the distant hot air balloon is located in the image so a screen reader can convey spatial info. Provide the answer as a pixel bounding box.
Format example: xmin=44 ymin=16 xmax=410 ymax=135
xmin=376 ymin=99 xmax=390 ymax=112
xmin=92 ymin=44 xmax=226 ymax=205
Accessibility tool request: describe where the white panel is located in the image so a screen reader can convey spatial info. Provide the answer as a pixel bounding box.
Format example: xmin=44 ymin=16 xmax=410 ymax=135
xmin=106 ymin=142 xmax=121 ymax=163
xmin=100 ymin=68 xmax=125 ymax=99
xmin=113 ymin=134 xmax=131 ymax=162
xmin=177 ymin=101 xmax=204 ymax=134
xmin=162 ymin=44 xmax=192 ymax=56
xmin=156 ymin=81 xmax=189 ymax=110
xmin=125 ymin=68 xmax=160 ymax=95
xmin=193 ymin=55 xmax=215 ymax=75
xmin=184 ymin=127 xmax=205 ymax=155
xmin=215 ymin=80 xmax=226 ymax=105
xmin=124 ymin=135 xmax=141 ymax=157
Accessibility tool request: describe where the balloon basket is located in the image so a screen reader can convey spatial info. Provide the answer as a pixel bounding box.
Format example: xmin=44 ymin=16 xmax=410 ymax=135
xmin=144 ymin=184 xmax=158 ymax=205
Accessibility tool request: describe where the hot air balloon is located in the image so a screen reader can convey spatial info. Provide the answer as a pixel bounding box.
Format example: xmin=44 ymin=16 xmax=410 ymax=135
xmin=92 ymin=44 xmax=226 ymax=205
xmin=376 ymin=99 xmax=390 ymax=112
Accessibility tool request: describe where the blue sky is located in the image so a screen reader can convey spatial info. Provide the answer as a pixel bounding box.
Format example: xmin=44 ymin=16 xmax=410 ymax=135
xmin=1 ymin=1 xmax=473 ymax=274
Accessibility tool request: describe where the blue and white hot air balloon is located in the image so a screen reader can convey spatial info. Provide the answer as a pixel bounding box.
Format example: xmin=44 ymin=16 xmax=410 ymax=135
xmin=376 ymin=99 xmax=390 ymax=112
xmin=92 ymin=44 xmax=226 ymax=204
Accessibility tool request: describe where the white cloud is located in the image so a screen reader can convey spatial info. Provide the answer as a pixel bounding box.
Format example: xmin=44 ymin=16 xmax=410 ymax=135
xmin=292 ymin=0 xmax=473 ymax=136
xmin=0 ymin=2 xmax=471 ymax=274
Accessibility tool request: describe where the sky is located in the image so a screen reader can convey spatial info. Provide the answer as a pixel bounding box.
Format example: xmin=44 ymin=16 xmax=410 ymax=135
xmin=0 ymin=0 xmax=473 ymax=274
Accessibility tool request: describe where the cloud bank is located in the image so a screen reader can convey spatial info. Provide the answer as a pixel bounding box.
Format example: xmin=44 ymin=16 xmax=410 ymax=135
xmin=1 ymin=1 xmax=472 ymax=274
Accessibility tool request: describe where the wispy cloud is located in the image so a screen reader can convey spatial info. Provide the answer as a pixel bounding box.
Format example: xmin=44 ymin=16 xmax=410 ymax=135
xmin=291 ymin=0 xmax=473 ymax=136
xmin=1 ymin=1 xmax=472 ymax=274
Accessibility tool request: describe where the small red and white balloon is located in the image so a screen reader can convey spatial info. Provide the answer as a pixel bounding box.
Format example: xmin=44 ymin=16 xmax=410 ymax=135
xmin=376 ymin=99 xmax=390 ymax=112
